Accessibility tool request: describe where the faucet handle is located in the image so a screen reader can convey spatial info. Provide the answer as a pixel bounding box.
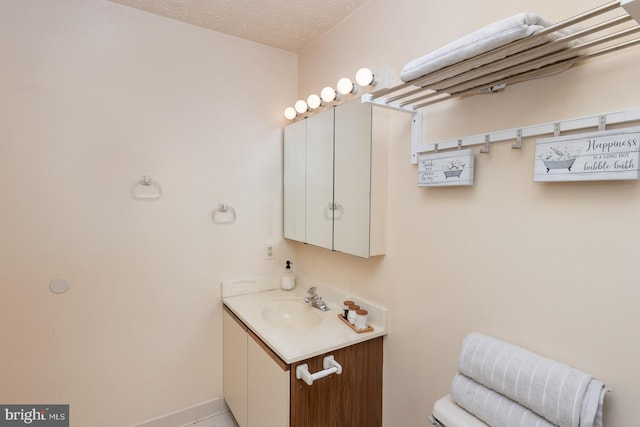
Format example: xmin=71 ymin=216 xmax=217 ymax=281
xmin=306 ymin=286 xmax=317 ymax=296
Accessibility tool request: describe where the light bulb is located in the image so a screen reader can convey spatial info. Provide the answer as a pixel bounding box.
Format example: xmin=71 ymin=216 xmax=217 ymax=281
xmin=337 ymin=77 xmax=355 ymax=95
xmin=355 ymin=67 xmax=375 ymax=86
xmin=284 ymin=107 xmax=297 ymax=120
xmin=294 ymin=99 xmax=308 ymax=114
xmin=307 ymin=94 xmax=322 ymax=109
xmin=320 ymin=86 xmax=337 ymax=103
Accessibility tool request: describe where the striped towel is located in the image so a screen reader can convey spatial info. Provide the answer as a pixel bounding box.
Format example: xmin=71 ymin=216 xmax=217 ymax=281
xmin=456 ymin=333 xmax=607 ymax=427
xmin=451 ymin=373 xmax=557 ymax=427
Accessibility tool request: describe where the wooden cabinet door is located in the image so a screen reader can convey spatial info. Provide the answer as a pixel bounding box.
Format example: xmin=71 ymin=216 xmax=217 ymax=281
xmin=290 ymin=337 xmax=383 ymax=427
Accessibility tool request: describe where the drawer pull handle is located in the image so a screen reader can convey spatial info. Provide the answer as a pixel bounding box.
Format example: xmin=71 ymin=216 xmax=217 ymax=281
xmin=295 ymin=355 xmax=342 ymax=386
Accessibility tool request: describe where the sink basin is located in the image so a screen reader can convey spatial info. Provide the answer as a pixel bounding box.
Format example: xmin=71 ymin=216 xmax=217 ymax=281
xmin=261 ymin=300 xmax=322 ymax=329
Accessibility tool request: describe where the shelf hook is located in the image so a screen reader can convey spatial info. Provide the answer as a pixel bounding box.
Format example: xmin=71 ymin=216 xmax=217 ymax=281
xmin=480 ymin=135 xmax=490 ymax=154
xmin=512 ymin=129 xmax=523 ymax=149
xmin=598 ymin=115 xmax=607 ymax=131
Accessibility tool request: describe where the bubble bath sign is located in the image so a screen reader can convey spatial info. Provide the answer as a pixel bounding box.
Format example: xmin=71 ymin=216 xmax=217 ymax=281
xmin=418 ymin=148 xmax=475 ymax=187
xmin=534 ymin=126 xmax=640 ymax=182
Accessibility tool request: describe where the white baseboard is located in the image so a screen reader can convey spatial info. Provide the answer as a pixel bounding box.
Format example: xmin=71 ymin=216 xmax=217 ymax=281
xmin=132 ymin=398 xmax=229 ymax=427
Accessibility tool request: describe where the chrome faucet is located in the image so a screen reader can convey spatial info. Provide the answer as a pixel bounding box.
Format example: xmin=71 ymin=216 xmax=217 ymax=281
xmin=304 ymin=286 xmax=329 ymax=312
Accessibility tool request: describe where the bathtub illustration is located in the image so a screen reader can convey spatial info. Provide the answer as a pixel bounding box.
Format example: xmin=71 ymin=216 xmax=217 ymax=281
xmin=443 ymin=159 xmax=466 ymax=179
xmin=444 ymin=169 xmax=464 ymax=178
xmin=542 ymin=158 xmax=576 ymax=172
xmin=537 ymin=145 xmax=580 ymax=173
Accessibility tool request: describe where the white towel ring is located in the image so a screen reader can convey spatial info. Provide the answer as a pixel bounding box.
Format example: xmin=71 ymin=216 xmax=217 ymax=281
xmin=131 ymin=175 xmax=162 ymax=200
xmin=212 ymin=203 xmax=236 ymax=224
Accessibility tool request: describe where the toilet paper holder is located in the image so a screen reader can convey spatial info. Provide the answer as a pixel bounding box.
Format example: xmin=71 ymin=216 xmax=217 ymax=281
xmin=296 ymin=355 xmax=342 ymax=386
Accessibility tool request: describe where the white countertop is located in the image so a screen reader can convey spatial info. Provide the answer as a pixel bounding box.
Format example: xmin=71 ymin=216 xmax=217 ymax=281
xmin=222 ymin=277 xmax=388 ymax=364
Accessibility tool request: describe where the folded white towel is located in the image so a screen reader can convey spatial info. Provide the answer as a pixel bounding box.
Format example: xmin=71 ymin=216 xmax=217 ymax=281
xmin=579 ymin=380 xmax=607 ymax=427
xmin=451 ymin=373 xmax=557 ymax=427
xmin=433 ymin=394 xmax=490 ymax=427
xmin=400 ymin=13 xmax=551 ymax=82
xmin=457 ymin=333 xmax=607 ymax=427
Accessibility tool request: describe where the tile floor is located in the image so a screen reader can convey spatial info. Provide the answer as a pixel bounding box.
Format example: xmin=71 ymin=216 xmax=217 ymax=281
xmin=183 ymin=411 xmax=238 ymax=427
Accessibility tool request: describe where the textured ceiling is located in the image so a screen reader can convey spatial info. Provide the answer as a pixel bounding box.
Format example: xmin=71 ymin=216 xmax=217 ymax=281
xmin=107 ymin=0 xmax=369 ymax=53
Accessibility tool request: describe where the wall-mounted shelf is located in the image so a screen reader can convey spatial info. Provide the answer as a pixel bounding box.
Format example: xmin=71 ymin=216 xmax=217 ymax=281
xmin=362 ymin=0 xmax=640 ymax=163
xmin=371 ymin=0 xmax=640 ymax=111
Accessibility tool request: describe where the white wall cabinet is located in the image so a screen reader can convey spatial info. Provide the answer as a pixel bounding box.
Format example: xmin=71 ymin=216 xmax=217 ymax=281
xmin=223 ymin=309 xmax=289 ymax=427
xmin=283 ymin=98 xmax=391 ymax=258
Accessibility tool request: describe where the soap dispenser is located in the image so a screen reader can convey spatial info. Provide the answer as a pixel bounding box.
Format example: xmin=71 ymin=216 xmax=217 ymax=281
xmin=281 ymin=260 xmax=296 ymax=291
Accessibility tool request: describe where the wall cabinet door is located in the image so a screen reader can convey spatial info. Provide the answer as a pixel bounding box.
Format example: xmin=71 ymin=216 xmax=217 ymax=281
xmin=305 ymin=108 xmax=334 ymax=251
xmin=283 ymin=120 xmax=306 ymax=242
xmin=333 ymin=100 xmax=373 ymax=257
xmin=335 ymin=102 xmax=389 ymax=257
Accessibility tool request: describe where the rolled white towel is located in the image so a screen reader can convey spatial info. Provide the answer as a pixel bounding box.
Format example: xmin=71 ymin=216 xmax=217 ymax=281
xmin=457 ymin=333 xmax=607 ymax=427
xmin=451 ymin=373 xmax=557 ymax=427
xmin=400 ymin=13 xmax=551 ymax=82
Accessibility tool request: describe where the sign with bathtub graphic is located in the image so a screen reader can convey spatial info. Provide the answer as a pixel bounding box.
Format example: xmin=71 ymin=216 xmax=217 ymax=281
xmin=418 ymin=148 xmax=474 ymax=187
xmin=534 ymin=126 xmax=640 ymax=182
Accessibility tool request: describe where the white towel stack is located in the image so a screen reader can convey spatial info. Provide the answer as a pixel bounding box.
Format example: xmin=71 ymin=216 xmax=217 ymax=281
xmin=450 ymin=333 xmax=608 ymax=427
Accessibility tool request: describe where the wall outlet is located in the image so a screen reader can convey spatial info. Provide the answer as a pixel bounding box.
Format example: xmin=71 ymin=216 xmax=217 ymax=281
xmin=264 ymin=244 xmax=274 ymax=260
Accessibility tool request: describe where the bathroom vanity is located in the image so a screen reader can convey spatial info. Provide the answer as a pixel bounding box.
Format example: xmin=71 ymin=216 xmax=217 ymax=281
xmin=222 ymin=279 xmax=387 ymax=427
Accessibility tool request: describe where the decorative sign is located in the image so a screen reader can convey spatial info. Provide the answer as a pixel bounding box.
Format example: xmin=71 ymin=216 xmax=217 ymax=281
xmin=418 ymin=148 xmax=474 ymax=187
xmin=534 ymin=126 xmax=640 ymax=182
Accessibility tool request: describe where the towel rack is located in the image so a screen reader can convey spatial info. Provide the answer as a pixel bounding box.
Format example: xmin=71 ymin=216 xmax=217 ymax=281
xmin=212 ymin=203 xmax=236 ymax=224
xmin=362 ymin=0 xmax=640 ymax=163
xmin=131 ymin=175 xmax=162 ymax=200
xmin=368 ymin=0 xmax=640 ymax=111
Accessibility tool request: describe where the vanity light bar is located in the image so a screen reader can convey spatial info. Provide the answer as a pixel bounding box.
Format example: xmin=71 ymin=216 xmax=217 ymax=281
xmin=283 ymin=67 xmax=377 ymax=121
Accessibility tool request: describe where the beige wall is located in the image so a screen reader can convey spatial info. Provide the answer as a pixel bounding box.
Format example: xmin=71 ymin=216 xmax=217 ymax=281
xmin=3 ymin=0 xmax=639 ymax=426
xmin=294 ymin=0 xmax=640 ymax=425
xmin=0 ymin=0 xmax=296 ymax=425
